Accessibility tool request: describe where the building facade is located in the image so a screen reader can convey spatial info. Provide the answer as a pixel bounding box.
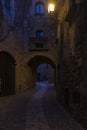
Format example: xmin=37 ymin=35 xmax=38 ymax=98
xmin=0 ymin=0 xmax=87 ymax=128
xmin=0 ymin=0 xmax=58 ymax=95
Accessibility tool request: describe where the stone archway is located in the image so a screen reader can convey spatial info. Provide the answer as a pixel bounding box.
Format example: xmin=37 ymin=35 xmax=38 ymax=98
xmin=0 ymin=51 xmax=15 ymax=96
xmin=27 ymin=55 xmax=56 ymax=88
xmin=28 ymin=55 xmax=56 ymax=68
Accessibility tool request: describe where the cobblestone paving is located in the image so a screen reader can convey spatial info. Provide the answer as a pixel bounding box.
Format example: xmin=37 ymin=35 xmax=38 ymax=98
xmin=0 ymin=90 xmax=35 ymax=130
xmin=0 ymin=81 xmax=86 ymax=130
xmin=25 ymin=82 xmax=50 ymax=130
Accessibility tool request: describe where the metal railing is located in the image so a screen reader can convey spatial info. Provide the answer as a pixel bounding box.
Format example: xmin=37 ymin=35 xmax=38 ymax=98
xmin=29 ymin=37 xmax=48 ymax=50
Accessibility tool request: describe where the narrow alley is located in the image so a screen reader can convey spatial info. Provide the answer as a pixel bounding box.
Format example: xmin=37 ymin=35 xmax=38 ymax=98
xmin=0 ymin=82 xmax=86 ymax=130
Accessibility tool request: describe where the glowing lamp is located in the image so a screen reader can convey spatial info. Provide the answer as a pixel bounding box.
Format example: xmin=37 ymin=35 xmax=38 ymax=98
xmin=48 ymin=3 xmax=55 ymax=13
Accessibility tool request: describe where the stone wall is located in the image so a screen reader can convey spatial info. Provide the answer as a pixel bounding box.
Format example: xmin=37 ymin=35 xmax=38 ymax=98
xmin=57 ymin=0 xmax=87 ymax=128
xmin=0 ymin=0 xmax=58 ymax=95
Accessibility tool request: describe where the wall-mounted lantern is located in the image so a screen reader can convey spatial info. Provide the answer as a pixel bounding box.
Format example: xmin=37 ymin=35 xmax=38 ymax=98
xmin=48 ymin=3 xmax=55 ymax=14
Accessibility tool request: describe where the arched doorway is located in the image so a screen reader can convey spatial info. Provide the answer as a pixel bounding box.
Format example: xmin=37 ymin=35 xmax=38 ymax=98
xmin=36 ymin=63 xmax=55 ymax=83
xmin=0 ymin=52 xmax=15 ymax=96
xmin=28 ymin=55 xmax=56 ymax=88
xmin=36 ymin=63 xmax=48 ymax=82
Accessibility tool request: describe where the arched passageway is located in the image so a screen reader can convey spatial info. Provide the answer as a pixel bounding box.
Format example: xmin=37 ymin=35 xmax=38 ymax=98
xmin=0 ymin=52 xmax=15 ymax=96
xmin=36 ymin=63 xmax=55 ymax=83
xmin=27 ymin=55 xmax=56 ymax=88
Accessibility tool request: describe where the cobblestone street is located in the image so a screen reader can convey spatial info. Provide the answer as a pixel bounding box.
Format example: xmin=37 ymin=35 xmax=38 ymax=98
xmin=0 ymin=82 xmax=86 ymax=130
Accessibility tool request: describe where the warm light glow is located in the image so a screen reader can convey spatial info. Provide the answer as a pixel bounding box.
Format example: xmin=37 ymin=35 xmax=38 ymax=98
xmin=48 ymin=3 xmax=55 ymax=13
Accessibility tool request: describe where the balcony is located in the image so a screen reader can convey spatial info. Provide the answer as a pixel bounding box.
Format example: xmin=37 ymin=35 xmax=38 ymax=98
xmin=29 ymin=37 xmax=48 ymax=51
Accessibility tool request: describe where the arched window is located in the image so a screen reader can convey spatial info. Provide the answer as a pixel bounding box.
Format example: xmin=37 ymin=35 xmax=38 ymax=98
xmin=35 ymin=2 xmax=44 ymax=15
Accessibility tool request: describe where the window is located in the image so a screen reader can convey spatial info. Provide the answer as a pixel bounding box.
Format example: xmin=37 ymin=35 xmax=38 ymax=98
xmin=36 ymin=30 xmax=44 ymax=39
xmin=5 ymin=0 xmax=10 ymax=12
xmin=1 ymin=0 xmax=15 ymax=25
xmin=35 ymin=2 xmax=44 ymax=15
xmin=35 ymin=30 xmax=44 ymax=48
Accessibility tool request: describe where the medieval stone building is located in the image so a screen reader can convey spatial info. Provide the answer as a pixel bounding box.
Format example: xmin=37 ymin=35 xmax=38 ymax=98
xmin=0 ymin=0 xmax=87 ymax=128
xmin=0 ymin=0 xmax=58 ymax=95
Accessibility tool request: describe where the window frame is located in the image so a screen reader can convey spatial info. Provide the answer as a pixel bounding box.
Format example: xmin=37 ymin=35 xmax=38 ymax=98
xmin=36 ymin=30 xmax=44 ymax=39
xmin=35 ymin=2 xmax=44 ymax=15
